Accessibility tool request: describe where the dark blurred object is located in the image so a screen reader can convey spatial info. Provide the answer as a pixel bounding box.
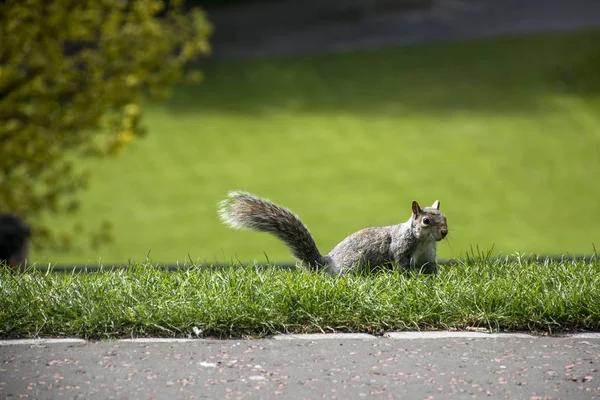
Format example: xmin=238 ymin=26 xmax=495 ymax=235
xmin=188 ymin=0 xmax=436 ymax=12
xmin=200 ymin=0 xmax=440 ymax=26
xmin=0 ymin=213 xmax=31 ymax=272
xmin=200 ymin=0 xmax=446 ymax=57
xmin=192 ymin=0 xmax=600 ymax=59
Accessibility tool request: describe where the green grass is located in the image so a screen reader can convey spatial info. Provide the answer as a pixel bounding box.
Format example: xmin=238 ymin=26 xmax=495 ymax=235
xmin=34 ymin=29 xmax=600 ymax=265
xmin=2 ymin=257 xmax=599 ymax=339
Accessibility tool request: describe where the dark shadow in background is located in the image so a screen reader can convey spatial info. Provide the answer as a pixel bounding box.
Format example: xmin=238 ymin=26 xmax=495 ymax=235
xmin=161 ymin=29 xmax=600 ymax=117
xmin=193 ymin=0 xmax=443 ymax=50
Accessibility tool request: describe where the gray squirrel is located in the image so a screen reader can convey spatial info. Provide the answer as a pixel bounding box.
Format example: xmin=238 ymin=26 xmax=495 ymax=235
xmin=218 ymin=191 xmax=448 ymax=274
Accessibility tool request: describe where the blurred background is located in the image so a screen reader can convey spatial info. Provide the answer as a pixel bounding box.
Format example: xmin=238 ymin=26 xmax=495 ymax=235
xmin=3 ymin=0 xmax=600 ymax=266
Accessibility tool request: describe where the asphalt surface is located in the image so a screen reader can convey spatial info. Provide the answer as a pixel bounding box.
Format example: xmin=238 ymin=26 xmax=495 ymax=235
xmin=2 ymin=333 xmax=600 ymax=399
xmin=206 ymin=0 xmax=600 ymax=58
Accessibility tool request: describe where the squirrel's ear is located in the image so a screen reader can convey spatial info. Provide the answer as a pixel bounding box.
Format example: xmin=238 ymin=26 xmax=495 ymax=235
xmin=432 ymin=200 xmax=440 ymax=210
xmin=411 ymin=201 xmax=422 ymax=216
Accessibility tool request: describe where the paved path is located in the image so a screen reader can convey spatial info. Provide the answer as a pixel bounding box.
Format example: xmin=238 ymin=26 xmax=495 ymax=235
xmin=207 ymin=0 xmax=600 ymax=58
xmin=2 ymin=333 xmax=600 ymax=399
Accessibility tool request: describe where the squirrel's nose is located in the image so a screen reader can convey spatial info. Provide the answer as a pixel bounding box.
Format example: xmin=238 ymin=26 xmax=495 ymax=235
xmin=441 ymin=228 xmax=448 ymax=238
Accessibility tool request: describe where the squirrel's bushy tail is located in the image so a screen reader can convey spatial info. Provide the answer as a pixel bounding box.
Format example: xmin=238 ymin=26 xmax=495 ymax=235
xmin=218 ymin=191 xmax=324 ymax=268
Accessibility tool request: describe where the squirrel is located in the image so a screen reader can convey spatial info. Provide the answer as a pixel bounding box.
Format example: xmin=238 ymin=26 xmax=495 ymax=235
xmin=218 ymin=191 xmax=448 ymax=274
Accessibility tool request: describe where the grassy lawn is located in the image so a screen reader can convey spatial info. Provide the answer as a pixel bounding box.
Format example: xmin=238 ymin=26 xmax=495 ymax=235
xmin=2 ymin=257 xmax=599 ymax=339
xmin=33 ymin=29 xmax=600 ymax=266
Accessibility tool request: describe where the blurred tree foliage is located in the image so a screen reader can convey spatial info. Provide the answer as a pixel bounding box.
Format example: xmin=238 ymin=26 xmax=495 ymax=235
xmin=0 ymin=0 xmax=212 ymax=251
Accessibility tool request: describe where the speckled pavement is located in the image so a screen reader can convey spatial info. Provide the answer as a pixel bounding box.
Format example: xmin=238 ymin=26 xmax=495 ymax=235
xmin=2 ymin=333 xmax=599 ymax=399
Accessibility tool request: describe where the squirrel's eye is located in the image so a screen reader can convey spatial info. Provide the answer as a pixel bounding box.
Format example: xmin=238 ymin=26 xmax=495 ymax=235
xmin=422 ymin=218 xmax=430 ymax=225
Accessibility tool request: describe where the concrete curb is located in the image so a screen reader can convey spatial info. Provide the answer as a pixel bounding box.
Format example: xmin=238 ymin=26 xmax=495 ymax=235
xmin=384 ymin=331 xmax=537 ymax=339
xmin=2 ymin=332 xmax=599 ymax=345
xmin=272 ymin=333 xmax=378 ymax=340
xmin=0 ymin=338 xmax=87 ymax=346
xmin=118 ymin=338 xmax=199 ymax=343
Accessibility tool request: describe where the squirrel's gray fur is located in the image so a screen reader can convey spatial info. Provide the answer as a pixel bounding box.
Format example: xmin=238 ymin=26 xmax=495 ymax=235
xmin=218 ymin=191 xmax=448 ymax=274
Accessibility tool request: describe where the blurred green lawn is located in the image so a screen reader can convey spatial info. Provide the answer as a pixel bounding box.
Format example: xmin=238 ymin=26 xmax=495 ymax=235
xmin=35 ymin=29 xmax=600 ymax=265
